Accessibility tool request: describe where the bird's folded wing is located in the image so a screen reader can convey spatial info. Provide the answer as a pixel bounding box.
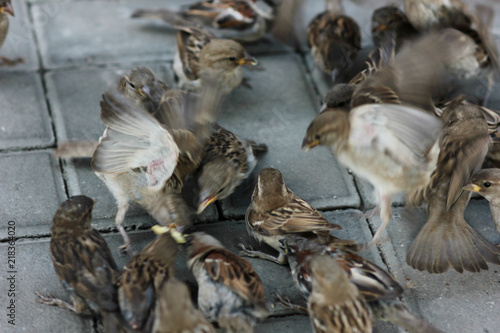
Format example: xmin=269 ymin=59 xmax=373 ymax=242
xmin=349 ymin=103 xmax=442 ymax=167
xmin=92 ymin=91 xmax=179 ymax=189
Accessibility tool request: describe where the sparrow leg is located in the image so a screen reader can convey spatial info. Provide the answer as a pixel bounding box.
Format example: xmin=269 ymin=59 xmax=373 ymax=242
xmin=275 ymin=293 xmax=308 ymax=314
xmin=241 ymin=77 xmax=253 ymax=90
xmin=115 ymin=202 xmax=136 ymax=256
xmin=35 ymin=292 xmax=81 ymax=313
xmin=481 ymin=72 xmax=494 ymax=107
xmin=359 ymin=205 xmax=381 ymax=221
xmin=0 ymin=56 xmax=24 ymax=66
xmin=368 ymin=194 xmax=392 ymax=248
xmin=238 ymin=243 xmax=288 ymax=265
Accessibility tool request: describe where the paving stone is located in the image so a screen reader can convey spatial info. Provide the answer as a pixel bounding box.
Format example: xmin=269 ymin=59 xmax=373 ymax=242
xmin=370 ymin=199 xmax=500 ymax=333
xmin=0 ymin=0 xmax=39 ymax=72
xmin=0 ymin=72 xmax=53 ymax=150
xmin=0 ymin=151 xmax=66 ymax=239
xmin=0 ymin=238 xmax=93 ymax=332
xmin=45 ymin=64 xmax=217 ymax=223
xmin=218 ymin=54 xmax=360 ymax=219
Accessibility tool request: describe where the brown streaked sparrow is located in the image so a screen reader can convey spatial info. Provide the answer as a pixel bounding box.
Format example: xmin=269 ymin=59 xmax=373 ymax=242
xmin=186 ymin=232 xmax=268 ymax=333
xmin=407 ymin=96 xmax=500 ymax=273
xmin=0 ymin=1 xmax=22 ymax=66
xmin=239 ymin=167 xmax=341 ymax=264
xmin=371 ymin=5 xmax=419 ymax=52
xmin=197 ymin=125 xmax=267 ymax=214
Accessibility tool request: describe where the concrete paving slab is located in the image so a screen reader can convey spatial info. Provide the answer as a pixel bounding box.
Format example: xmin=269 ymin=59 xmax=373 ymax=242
xmin=0 ymin=0 xmax=39 ymax=72
xmin=369 ymin=199 xmax=500 ymax=333
xmin=0 ymin=151 xmax=66 ymax=239
xmin=218 ymin=54 xmax=360 ymax=219
xmin=0 ymin=238 xmax=93 ymax=332
xmin=0 ymin=72 xmax=53 ymax=150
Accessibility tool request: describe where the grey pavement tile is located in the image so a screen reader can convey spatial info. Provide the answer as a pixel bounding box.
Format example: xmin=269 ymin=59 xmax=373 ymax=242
xmin=370 ymin=199 xmax=500 ymax=333
xmin=0 ymin=238 xmax=93 ymax=332
xmin=45 ymin=64 xmax=217 ymax=223
xmin=218 ymin=54 xmax=360 ymax=219
xmin=0 ymin=72 xmax=53 ymax=150
xmin=0 ymin=151 xmax=66 ymax=239
xmin=0 ymin=0 xmax=39 ymax=72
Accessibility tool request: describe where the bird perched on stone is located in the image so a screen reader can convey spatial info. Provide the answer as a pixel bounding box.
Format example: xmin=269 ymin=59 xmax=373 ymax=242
xmin=0 ymin=1 xmax=22 ymax=66
xmin=35 ymin=196 xmax=132 ymax=332
xmin=307 ymin=255 xmax=373 ymax=333
xmin=117 ymin=230 xmax=180 ymax=331
xmin=239 ymin=167 xmax=341 ymax=264
xmin=303 ymin=102 xmax=442 ymax=249
xmin=307 ymin=0 xmax=361 ymax=82
xmin=371 ymin=5 xmax=419 ymax=52
xmin=92 ymin=83 xmax=221 ymax=254
xmin=464 ymin=168 xmax=500 ymax=235
xmin=404 ymin=0 xmax=499 ymax=105
xmin=197 ymin=124 xmax=267 ymax=214
xmin=132 ymin=0 xmax=278 ymax=43
xmin=186 ymin=232 xmax=268 ymax=333
xmin=147 ymin=277 xmax=215 ymax=333
xmin=407 ymin=96 xmax=500 ymax=273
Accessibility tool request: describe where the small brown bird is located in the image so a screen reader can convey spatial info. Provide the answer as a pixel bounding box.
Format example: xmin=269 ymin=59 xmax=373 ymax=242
xmin=197 ymin=125 xmax=267 ymax=214
xmin=0 ymin=1 xmax=22 ymax=66
xmin=92 ymin=84 xmax=221 ymax=254
xmin=148 ymin=278 xmax=215 ymax=333
xmin=404 ymin=0 xmax=499 ymax=104
xmin=303 ymin=103 xmax=442 ymax=248
xmin=307 ymin=0 xmax=361 ymax=81
xmin=464 ymin=168 xmax=500 ymax=235
xmin=240 ymin=167 xmax=341 ymax=264
xmin=371 ymin=6 xmax=419 ymax=52
xmin=187 ymin=232 xmax=268 ymax=333
xmin=407 ymin=96 xmax=500 ymax=273
xmin=307 ymin=255 xmax=373 ymax=333
xmin=35 ymin=196 xmax=131 ymax=331
xmin=117 ymin=231 xmax=179 ymax=331
xmin=132 ymin=0 xmax=277 ymax=43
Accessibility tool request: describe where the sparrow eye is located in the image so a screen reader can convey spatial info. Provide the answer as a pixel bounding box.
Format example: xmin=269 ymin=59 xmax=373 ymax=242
xmin=484 ymin=182 xmax=492 ymax=188
xmin=228 ymin=57 xmax=236 ymax=61
xmin=314 ymin=134 xmax=320 ymax=140
xmin=128 ymin=81 xmax=136 ymax=89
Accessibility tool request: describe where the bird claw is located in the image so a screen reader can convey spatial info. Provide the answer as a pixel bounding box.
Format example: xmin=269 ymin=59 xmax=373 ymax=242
xmin=274 ymin=293 xmax=308 ymax=314
xmin=238 ymin=243 xmax=257 ymax=256
xmin=118 ymin=241 xmax=137 ymax=257
xmin=35 ymin=292 xmax=55 ymax=305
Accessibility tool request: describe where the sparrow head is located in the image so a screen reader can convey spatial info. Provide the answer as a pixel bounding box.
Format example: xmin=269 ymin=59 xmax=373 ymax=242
xmin=197 ymin=159 xmax=238 ymax=213
xmin=321 ymin=84 xmax=355 ymax=112
xmin=309 ymin=255 xmax=350 ymax=292
xmin=371 ymin=6 xmax=408 ymax=33
xmin=252 ymin=167 xmax=290 ymax=207
xmin=51 ymin=195 xmax=95 ymax=232
xmin=302 ymin=109 xmax=349 ymax=151
xmin=200 ymin=39 xmax=258 ymax=72
xmin=463 ymin=169 xmax=500 ymax=201
xmin=186 ymin=232 xmax=224 ymax=262
xmin=119 ymin=67 xmax=168 ymax=105
xmin=0 ymin=1 xmax=14 ymax=17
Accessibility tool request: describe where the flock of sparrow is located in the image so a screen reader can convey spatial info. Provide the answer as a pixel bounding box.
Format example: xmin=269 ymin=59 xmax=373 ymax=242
xmin=3 ymin=0 xmax=500 ymax=331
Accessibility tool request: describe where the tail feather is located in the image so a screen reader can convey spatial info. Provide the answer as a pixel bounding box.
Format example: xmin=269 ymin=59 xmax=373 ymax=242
xmin=246 ymin=140 xmax=268 ymax=155
xmin=407 ymin=216 xmax=500 ymax=273
xmin=53 ymin=141 xmax=98 ymax=158
xmin=132 ymin=8 xmax=200 ymax=31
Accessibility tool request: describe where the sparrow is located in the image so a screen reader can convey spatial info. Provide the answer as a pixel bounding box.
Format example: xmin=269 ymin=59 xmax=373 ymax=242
xmin=307 ymin=255 xmax=373 ymax=333
xmin=464 ymin=168 xmax=500 ymax=235
xmin=92 ymin=81 xmax=223 ymax=254
xmin=147 ymin=277 xmax=215 ymax=333
xmin=303 ymin=102 xmax=442 ymax=248
xmin=0 ymin=1 xmax=22 ymax=66
xmin=197 ymin=124 xmax=267 ymax=214
xmin=320 ymin=31 xmax=462 ymax=113
xmin=371 ymin=6 xmax=419 ymax=52
xmin=239 ymin=167 xmax=341 ymax=264
xmin=407 ymin=96 xmax=500 ymax=273
xmin=35 ymin=196 xmax=131 ymax=331
xmin=186 ymin=232 xmax=268 ymax=333
xmin=307 ymin=0 xmax=361 ymax=81
xmin=132 ymin=0 xmax=278 ymax=43
xmin=117 ymin=231 xmax=179 ymax=331
xmin=404 ymin=0 xmax=499 ymax=104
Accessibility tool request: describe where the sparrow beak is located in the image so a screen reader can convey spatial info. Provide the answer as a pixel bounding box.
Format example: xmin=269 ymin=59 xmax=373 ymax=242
xmin=197 ymin=195 xmax=217 ymax=214
xmin=371 ymin=23 xmax=387 ymax=33
xmin=462 ymin=183 xmax=481 ymax=193
xmin=1 ymin=3 xmax=14 ymax=17
xmin=237 ymin=54 xmax=258 ymax=66
xmin=302 ymin=138 xmax=319 ymax=151
xmin=138 ymin=85 xmax=151 ymax=98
